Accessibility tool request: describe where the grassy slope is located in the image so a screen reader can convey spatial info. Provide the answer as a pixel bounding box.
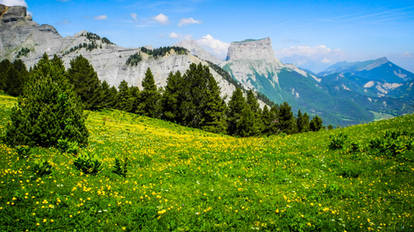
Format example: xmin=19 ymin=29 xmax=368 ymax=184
xmin=0 ymin=94 xmax=413 ymax=231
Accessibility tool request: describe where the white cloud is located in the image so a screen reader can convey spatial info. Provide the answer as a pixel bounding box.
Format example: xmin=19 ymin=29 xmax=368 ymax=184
xmin=321 ymin=58 xmax=331 ymax=63
xmin=169 ymin=32 xmax=179 ymax=39
xmin=196 ymin=34 xmax=229 ymax=59
xmin=276 ymin=45 xmax=344 ymax=72
xmin=0 ymin=0 xmax=27 ymax=7
xmin=94 ymin=15 xmax=107 ymax=20
xmin=178 ymin=17 xmax=201 ymax=27
xmin=153 ymin=13 xmax=169 ymax=24
xmin=130 ymin=13 xmax=137 ymax=21
xmin=277 ymin=45 xmax=342 ymax=58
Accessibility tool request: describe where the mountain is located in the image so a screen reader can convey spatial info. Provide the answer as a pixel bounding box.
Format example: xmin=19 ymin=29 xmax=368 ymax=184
xmin=318 ymin=58 xmax=414 ymax=118
xmin=220 ymin=38 xmax=379 ymax=126
xmin=0 ymin=4 xmax=237 ymax=99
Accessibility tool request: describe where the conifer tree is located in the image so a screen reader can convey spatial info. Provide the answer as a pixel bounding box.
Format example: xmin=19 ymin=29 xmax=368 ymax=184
xmin=116 ymin=80 xmax=131 ymax=111
xmin=161 ymin=71 xmax=183 ymax=122
xmin=310 ymin=115 xmax=323 ymax=131
xmin=6 ymin=55 xmax=88 ymax=147
xmin=137 ymin=68 xmax=161 ymax=117
xmin=0 ymin=59 xmax=11 ymax=91
xmin=67 ymin=55 xmax=103 ymax=110
xmin=5 ymin=59 xmax=28 ymax=96
xmin=200 ymin=69 xmax=227 ymax=133
xmin=227 ymin=88 xmax=246 ymax=136
xmin=296 ymin=110 xmax=310 ymax=133
xmin=179 ymin=63 xmax=208 ymax=127
xmin=278 ymin=102 xmax=296 ymax=134
xmin=246 ymin=90 xmax=263 ymax=135
xmin=128 ymin=86 xmax=140 ymax=113
xmin=100 ymin=81 xmax=117 ymax=109
xmin=267 ymin=105 xmax=280 ymax=134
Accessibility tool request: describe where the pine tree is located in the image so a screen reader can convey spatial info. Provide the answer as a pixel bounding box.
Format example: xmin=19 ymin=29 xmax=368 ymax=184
xmin=67 ymin=55 xmax=103 ymax=110
xmin=296 ymin=110 xmax=310 ymax=133
xmin=246 ymin=90 xmax=263 ymax=135
xmin=179 ymin=63 xmax=209 ymax=127
xmin=128 ymin=86 xmax=140 ymax=113
xmin=116 ymin=80 xmax=131 ymax=111
xmin=267 ymin=105 xmax=280 ymax=134
xmin=100 ymin=81 xmax=117 ymax=109
xmin=277 ymin=102 xmax=296 ymax=134
xmin=238 ymin=103 xmax=256 ymax=137
xmin=5 ymin=59 xmax=28 ymax=96
xmin=227 ymin=88 xmax=246 ymax=136
xmin=6 ymin=55 xmax=88 ymax=147
xmin=161 ymin=71 xmax=183 ymax=122
xmin=310 ymin=115 xmax=323 ymax=131
xmin=137 ymin=68 xmax=161 ymax=117
xmin=200 ymin=69 xmax=227 ymax=133
xmin=0 ymin=59 xmax=11 ymax=91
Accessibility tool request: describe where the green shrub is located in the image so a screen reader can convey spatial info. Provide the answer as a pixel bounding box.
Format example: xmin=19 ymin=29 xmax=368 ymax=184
xmin=126 ymin=53 xmax=142 ymax=66
xmin=16 ymin=145 xmax=31 ymax=158
xmin=369 ymin=130 xmax=412 ymax=157
xmin=5 ymin=54 xmax=89 ymax=148
xmin=32 ymin=160 xmax=53 ymax=177
xmin=57 ymin=138 xmax=80 ymax=154
xmin=112 ymin=158 xmax=128 ymax=177
xmin=328 ymin=133 xmax=348 ymax=150
xmin=74 ymin=152 xmax=102 ymax=175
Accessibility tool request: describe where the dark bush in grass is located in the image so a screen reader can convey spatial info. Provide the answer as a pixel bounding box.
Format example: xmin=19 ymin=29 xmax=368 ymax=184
xmin=328 ymin=133 xmax=348 ymax=150
xmin=74 ymin=152 xmax=102 ymax=175
xmin=369 ymin=130 xmax=413 ymax=157
xmin=32 ymin=160 xmax=53 ymax=177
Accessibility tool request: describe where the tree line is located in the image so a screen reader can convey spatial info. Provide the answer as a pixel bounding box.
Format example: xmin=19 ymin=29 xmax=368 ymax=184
xmin=0 ymin=54 xmax=324 ymax=146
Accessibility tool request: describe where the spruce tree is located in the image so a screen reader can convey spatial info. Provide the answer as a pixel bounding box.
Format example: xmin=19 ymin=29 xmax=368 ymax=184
xmin=161 ymin=71 xmax=183 ymax=122
xmin=116 ymin=80 xmax=131 ymax=111
xmin=5 ymin=59 xmax=28 ymax=96
xmin=0 ymin=59 xmax=11 ymax=91
xmin=296 ymin=110 xmax=310 ymax=133
xmin=179 ymin=63 xmax=208 ymax=127
xmin=246 ymin=90 xmax=263 ymax=135
xmin=67 ymin=55 xmax=102 ymax=110
xmin=128 ymin=86 xmax=140 ymax=113
xmin=100 ymin=81 xmax=117 ymax=109
xmin=6 ymin=55 xmax=88 ymax=147
xmin=277 ymin=102 xmax=296 ymax=134
xmin=310 ymin=115 xmax=323 ymax=131
xmin=200 ymin=69 xmax=227 ymax=133
xmin=137 ymin=68 xmax=161 ymax=117
xmin=227 ymin=88 xmax=246 ymax=136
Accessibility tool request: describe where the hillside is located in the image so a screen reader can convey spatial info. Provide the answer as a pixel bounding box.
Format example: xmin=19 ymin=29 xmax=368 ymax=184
xmin=0 ymin=94 xmax=413 ymax=231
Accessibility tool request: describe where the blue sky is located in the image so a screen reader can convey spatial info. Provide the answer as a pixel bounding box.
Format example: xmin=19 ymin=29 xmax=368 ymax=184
xmin=2 ymin=0 xmax=414 ymax=72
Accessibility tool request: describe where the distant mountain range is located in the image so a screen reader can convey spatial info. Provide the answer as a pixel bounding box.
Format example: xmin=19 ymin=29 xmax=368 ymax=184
xmin=1 ymin=3 xmax=413 ymax=126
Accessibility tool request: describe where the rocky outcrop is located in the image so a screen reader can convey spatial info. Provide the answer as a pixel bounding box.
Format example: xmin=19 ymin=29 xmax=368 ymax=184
xmin=0 ymin=4 xmax=31 ymax=23
xmin=175 ymin=39 xmax=222 ymax=65
xmin=226 ymin=38 xmax=281 ymax=64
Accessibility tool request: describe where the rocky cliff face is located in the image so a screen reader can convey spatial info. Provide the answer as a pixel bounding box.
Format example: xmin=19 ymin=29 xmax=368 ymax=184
xmin=0 ymin=4 xmax=236 ymax=98
xmin=226 ymin=38 xmax=281 ymax=64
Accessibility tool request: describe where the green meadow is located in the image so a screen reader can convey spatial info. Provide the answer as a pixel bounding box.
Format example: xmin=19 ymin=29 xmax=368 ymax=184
xmin=0 ymin=94 xmax=413 ymax=231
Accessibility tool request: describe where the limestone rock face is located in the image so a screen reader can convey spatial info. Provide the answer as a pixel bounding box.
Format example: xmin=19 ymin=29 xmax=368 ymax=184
xmin=226 ymin=38 xmax=281 ymax=64
xmin=1 ymin=4 xmax=29 ymax=23
xmin=175 ymin=39 xmax=222 ymax=65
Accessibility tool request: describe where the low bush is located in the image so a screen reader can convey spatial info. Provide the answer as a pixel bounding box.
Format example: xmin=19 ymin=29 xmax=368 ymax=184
xmin=112 ymin=158 xmax=128 ymax=177
xmin=32 ymin=160 xmax=53 ymax=177
xmin=328 ymin=133 xmax=348 ymax=150
xmin=74 ymin=152 xmax=102 ymax=175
